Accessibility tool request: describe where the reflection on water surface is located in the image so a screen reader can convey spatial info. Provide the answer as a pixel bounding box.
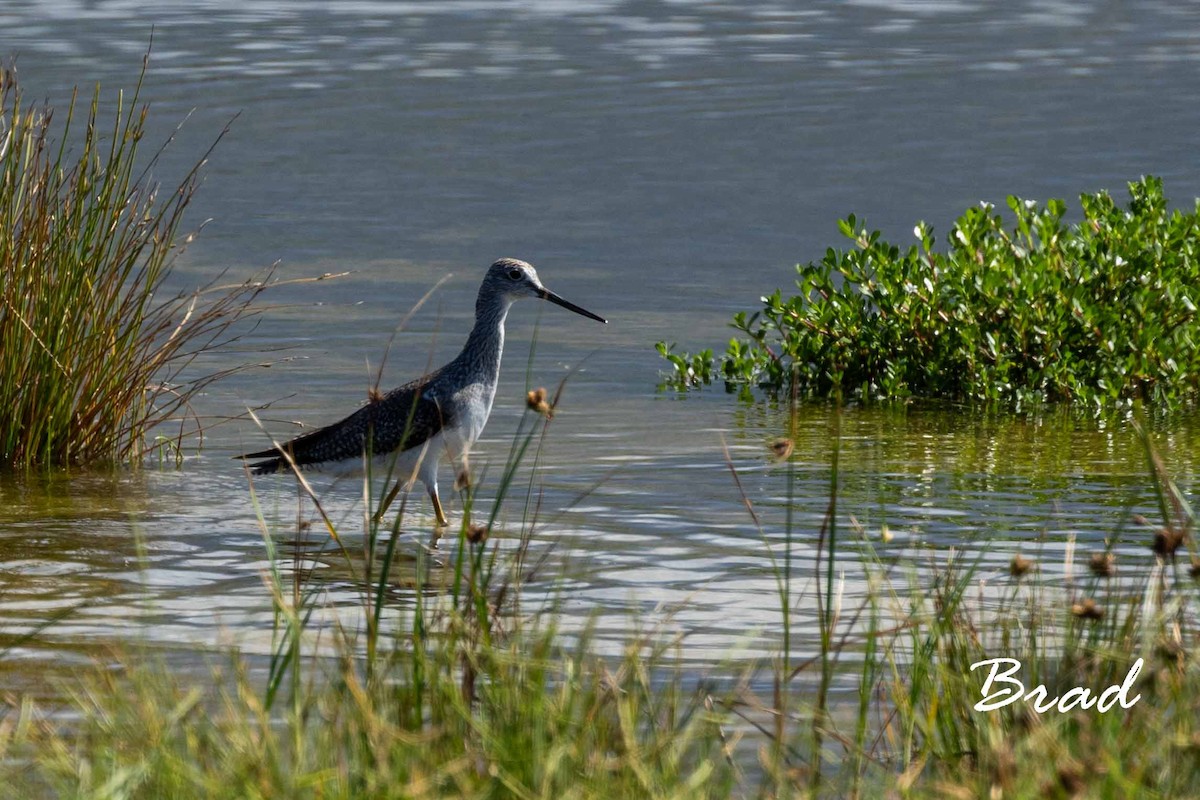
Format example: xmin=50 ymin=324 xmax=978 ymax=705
xmin=2 ymin=0 xmax=1200 ymax=685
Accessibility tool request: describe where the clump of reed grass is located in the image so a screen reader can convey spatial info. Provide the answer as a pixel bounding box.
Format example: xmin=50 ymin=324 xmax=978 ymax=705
xmin=0 ymin=59 xmax=268 ymax=468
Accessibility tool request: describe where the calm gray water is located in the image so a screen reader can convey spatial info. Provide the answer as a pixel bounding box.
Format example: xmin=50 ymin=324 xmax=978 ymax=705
xmin=3 ymin=0 xmax=1200 ymax=676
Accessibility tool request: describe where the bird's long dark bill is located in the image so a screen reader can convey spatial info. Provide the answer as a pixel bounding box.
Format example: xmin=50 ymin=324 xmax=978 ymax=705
xmin=539 ymin=288 xmax=607 ymax=323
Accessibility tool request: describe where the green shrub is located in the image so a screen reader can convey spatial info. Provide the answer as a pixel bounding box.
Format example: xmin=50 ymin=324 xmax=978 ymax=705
xmin=0 ymin=62 xmax=266 ymax=467
xmin=659 ymin=176 xmax=1200 ymax=411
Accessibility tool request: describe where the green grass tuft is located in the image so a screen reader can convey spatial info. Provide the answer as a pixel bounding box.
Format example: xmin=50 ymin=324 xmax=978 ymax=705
xmin=0 ymin=60 xmax=267 ymax=468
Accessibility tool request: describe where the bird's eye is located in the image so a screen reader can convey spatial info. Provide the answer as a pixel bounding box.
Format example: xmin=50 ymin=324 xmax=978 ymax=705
xmin=507 ymin=268 xmax=522 ymax=280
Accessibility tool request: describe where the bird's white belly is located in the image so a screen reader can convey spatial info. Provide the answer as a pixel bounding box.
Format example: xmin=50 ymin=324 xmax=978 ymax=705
xmin=453 ymin=388 xmax=492 ymax=448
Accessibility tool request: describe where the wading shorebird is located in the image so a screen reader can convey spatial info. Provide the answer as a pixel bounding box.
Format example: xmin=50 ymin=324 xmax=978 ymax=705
xmin=237 ymin=258 xmax=606 ymax=527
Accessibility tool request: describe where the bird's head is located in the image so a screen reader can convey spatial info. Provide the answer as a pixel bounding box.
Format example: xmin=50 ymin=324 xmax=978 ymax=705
xmin=483 ymin=258 xmax=606 ymax=323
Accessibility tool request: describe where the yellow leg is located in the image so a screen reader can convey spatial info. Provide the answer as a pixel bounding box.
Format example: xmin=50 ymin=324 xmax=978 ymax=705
xmin=430 ymin=487 xmax=449 ymax=528
xmin=373 ymin=480 xmax=404 ymax=523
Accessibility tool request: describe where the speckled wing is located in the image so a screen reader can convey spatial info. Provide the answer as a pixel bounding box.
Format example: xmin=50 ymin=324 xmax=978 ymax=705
xmin=238 ymin=373 xmax=449 ymax=475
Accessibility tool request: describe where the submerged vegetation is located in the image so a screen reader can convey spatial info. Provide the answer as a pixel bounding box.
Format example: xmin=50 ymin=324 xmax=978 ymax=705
xmin=0 ymin=62 xmax=269 ymax=468
xmin=660 ymin=176 xmax=1200 ymax=412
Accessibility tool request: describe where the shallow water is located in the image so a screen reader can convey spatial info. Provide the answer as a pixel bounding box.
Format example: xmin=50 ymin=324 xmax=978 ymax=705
xmin=3 ymin=0 xmax=1200 ymax=678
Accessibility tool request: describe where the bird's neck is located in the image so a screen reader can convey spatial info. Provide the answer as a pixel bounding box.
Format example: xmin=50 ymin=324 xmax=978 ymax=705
xmin=456 ymin=293 xmax=510 ymax=384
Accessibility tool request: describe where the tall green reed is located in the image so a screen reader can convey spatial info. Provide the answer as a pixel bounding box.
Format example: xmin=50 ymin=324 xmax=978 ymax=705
xmin=0 ymin=58 xmax=268 ymax=468
xmin=715 ymin=400 xmax=1200 ymax=797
